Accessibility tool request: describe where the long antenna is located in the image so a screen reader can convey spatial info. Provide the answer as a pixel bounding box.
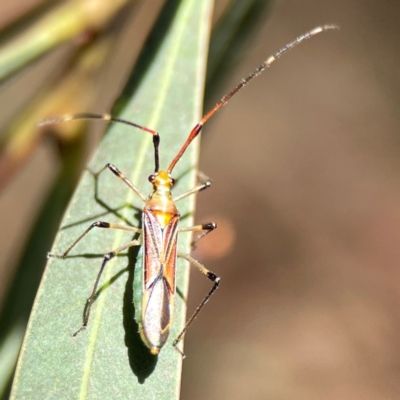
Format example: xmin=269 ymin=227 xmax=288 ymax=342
xmin=167 ymin=24 xmax=339 ymax=173
xmin=38 ymin=112 xmax=161 ymax=172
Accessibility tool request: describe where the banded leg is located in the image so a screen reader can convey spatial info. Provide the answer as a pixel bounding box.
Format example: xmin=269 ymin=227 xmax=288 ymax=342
xmin=73 ymin=239 xmax=140 ymax=336
xmin=179 ymin=221 xmax=217 ymax=249
xmin=48 ymin=222 xmax=141 ymax=259
xmin=173 ymin=252 xmax=221 ymax=357
xmin=173 ymin=171 xmax=212 ymax=202
xmin=38 ymin=112 xmax=161 ymax=172
xmin=94 ymin=163 xmax=147 ymax=202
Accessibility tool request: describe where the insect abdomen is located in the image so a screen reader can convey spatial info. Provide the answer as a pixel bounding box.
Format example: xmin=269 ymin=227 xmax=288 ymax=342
xmin=140 ymin=276 xmax=172 ymax=354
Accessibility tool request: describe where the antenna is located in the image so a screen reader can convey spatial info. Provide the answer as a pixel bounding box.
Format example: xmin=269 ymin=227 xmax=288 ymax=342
xmin=167 ymin=24 xmax=339 ymax=173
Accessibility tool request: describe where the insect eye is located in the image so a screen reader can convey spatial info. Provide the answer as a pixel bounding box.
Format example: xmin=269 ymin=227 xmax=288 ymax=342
xmin=170 ymin=178 xmax=176 ymax=186
xmin=148 ymin=174 xmax=156 ymax=183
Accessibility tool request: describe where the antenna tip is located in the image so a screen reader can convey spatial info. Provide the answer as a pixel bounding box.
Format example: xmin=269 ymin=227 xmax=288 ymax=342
xmin=36 ymin=118 xmax=54 ymax=128
xmin=322 ymin=24 xmax=340 ymax=31
xmin=309 ymin=24 xmax=340 ymax=36
xmin=36 ymin=114 xmax=73 ymax=127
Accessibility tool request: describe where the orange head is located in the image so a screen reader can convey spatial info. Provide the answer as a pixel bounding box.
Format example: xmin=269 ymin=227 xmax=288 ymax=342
xmin=148 ymin=170 xmax=175 ymax=190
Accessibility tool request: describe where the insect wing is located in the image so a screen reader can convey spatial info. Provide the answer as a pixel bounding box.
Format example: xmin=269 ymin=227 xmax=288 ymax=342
xmin=139 ymin=209 xmax=178 ymax=353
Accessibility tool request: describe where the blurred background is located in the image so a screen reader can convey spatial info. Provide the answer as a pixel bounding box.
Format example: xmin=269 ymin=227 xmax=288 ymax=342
xmin=1 ymin=0 xmax=400 ymax=399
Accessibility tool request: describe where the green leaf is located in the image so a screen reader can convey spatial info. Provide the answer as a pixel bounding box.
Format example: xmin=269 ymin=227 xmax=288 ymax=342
xmin=10 ymin=0 xmax=213 ymax=398
xmin=0 ymin=135 xmax=86 ymax=400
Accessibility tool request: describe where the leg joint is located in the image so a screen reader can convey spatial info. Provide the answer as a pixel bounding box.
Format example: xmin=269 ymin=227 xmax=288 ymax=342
xmin=108 ymin=164 xmax=121 ymax=176
xmin=92 ymin=221 xmax=110 ymax=228
xmin=207 ymin=271 xmax=220 ymax=284
xmin=202 ymin=222 xmax=217 ymax=231
xmin=199 ymin=179 xmax=212 ymax=191
xmin=105 ymin=252 xmax=116 ymax=261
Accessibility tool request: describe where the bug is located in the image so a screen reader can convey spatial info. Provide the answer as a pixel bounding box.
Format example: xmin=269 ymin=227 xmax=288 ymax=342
xmin=42 ymin=24 xmax=338 ymax=356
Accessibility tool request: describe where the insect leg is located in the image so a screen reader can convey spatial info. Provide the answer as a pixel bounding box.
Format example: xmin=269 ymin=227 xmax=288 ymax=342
xmin=173 ymin=171 xmax=212 ymax=202
xmin=94 ymin=163 xmax=147 ymax=202
xmin=38 ymin=113 xmax=161 ymax=172
xmin=178 ymin=221 xmax=217 ymax=249
xmin=173 ymin=252 xmax=220 ymax=357
xmin=48 ymin=222 xmax=141 ymax=259
xmin=73 ymin=238 xmax=141 ymax=336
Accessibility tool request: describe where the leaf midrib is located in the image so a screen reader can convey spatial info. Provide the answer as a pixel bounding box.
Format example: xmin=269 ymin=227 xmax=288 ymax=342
xmin=79 ymin=0 xmax=199 ymax=397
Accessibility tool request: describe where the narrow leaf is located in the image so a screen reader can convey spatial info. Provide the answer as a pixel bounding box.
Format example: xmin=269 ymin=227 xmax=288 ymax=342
xmin=11 ymin=0 xmax=213 ymax=398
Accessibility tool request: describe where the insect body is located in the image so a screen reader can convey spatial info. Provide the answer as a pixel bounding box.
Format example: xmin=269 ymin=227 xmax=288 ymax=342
xmin=140 ymin=170 xmax=180 ymax=351
xmin=43 ymin=25 xmax=338 ymax=356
